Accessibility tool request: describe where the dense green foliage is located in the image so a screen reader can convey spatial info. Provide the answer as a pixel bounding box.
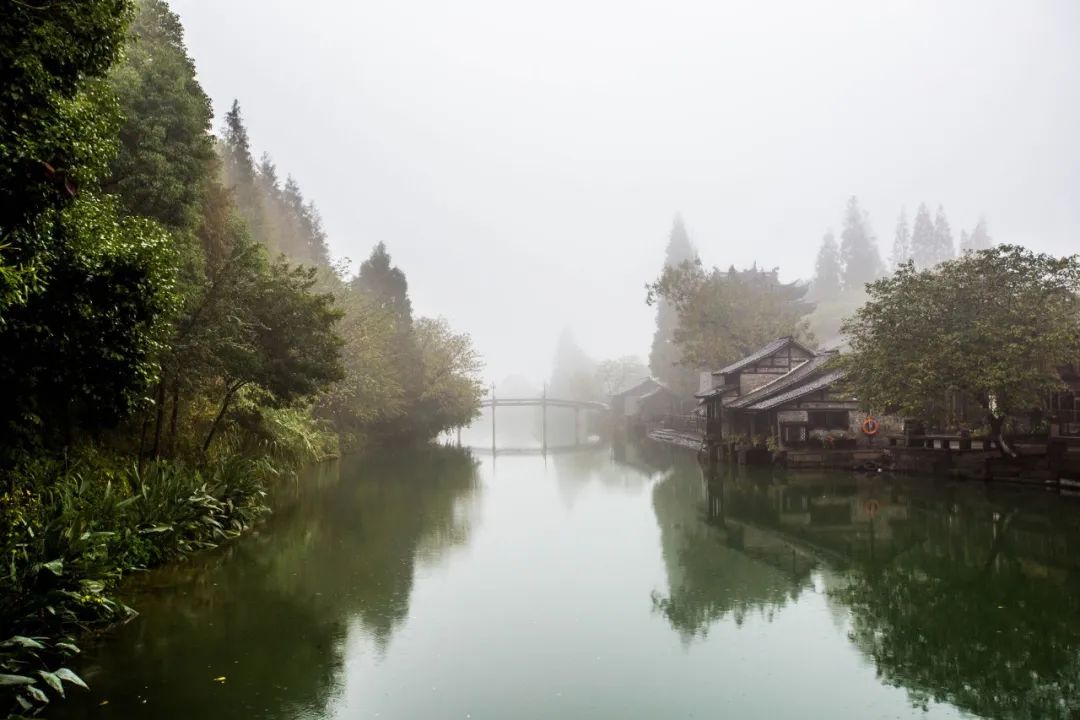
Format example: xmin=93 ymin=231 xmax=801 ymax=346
xmin=0 ymin=454 xmax=273 ymax=713
xmin=0 ymin=0 xmax=483 ymax=713
xmin=839 ymin=245 xmax=1080 ymax=440
xmin=647 ymin=261 xmax=813 ymax=371
xmin=0 ymin=0 xmax=132 ymax=313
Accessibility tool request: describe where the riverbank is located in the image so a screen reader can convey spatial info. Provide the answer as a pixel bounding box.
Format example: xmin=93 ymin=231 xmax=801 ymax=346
xmin=646 ymin=427 xmax=1080 ymax=484
xmin=0 ymin=454 xmax=289 ymax=715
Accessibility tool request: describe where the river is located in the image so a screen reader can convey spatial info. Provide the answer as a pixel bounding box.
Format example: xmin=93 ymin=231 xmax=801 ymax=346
xmin=56 ymin=440 xmax=1080 ymax=719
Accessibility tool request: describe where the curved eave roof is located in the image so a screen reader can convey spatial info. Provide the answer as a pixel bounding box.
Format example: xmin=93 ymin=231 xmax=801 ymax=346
xmin=746 ymin=369 xmax=848 ymax=411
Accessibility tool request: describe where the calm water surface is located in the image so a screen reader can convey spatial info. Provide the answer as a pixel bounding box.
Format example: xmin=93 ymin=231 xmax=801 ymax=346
xmin=57 ymin=441 xmax=1080 ymax=719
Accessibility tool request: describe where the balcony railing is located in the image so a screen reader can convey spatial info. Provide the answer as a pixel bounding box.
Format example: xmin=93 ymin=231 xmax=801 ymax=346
xmin=649 ymin=413 xmax=706 ymax=436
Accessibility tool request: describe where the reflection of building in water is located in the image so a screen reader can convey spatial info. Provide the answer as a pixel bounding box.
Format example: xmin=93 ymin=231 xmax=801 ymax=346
xmin=696 ymin=459 xmax=1080 ymax=719
xmin=710 ymin=470 xmax=909 ymax=564
xmin=651 ymin=457 xmax=815 ymax=641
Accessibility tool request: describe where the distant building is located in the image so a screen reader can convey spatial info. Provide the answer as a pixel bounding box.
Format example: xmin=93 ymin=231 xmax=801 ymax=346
xmin=611 ymin=378 xmax=680 ymax=430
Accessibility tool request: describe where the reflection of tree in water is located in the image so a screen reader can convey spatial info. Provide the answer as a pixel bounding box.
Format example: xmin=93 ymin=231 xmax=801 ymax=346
xmin=836 ymin=486 xmax=1080 ymax=719
xmin=264 ymin=445 xmax=482 ymax=649
xmin=713 ymin=469 xmax=1080 ymax=717
xmin=650 ymin=453 xmax=809 ymax=641
xmin=65 ymin=445 xmax=481 ymax=719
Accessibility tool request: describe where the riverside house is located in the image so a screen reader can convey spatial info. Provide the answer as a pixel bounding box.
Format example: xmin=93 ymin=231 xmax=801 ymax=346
xmin=696 ymin=337 xmax=883 ymax=450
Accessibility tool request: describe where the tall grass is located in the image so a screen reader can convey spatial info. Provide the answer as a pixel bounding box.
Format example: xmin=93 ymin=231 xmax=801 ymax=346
xmin=0 ymin=457 xmax=272 ymax=716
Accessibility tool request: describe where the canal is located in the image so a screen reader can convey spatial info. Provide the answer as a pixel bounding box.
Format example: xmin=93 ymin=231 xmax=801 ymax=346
xmin=57 ymin=440 xmax=1080 ymax=719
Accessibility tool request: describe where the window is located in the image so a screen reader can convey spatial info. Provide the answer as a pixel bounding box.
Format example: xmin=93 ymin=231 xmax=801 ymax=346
xmin=809 ymin=411 xmax=849 ymax=429
xmin=782 ymin=425 xmax=806 ymax=443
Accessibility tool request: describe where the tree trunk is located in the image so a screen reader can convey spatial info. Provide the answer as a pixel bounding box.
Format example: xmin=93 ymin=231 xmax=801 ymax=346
xmin=988 ymin=414 xmax=1017 ymax=458
xmin=151 ymin=376 xmax=167 ymax=459
xmin=167 ymin=376 xmax=181 ymax=456
xmin=203 ymin=382 xmax=243 ymax=454
xmin=137 ymin=409 xmax=151 ymax=473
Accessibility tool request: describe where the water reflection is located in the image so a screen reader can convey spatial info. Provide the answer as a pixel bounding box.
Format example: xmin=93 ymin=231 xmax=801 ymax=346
xmin=682 ymin=459 xmax=1080 ymax=718
xmin=61 ymin=445 xmax=480 ymax=719
xmin=650 ymin=453 xmax=810 ymax=640
xmin=53 ymin=439 xmax=1080 ymax=719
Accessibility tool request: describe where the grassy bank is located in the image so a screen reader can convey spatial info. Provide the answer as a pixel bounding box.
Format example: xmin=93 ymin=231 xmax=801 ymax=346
xmin=0 ymin=453 xmax=305 ymax=717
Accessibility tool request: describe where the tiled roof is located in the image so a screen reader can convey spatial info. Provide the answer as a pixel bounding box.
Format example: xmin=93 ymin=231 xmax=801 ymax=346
xmin=611 ymin=378 xmax=659 ymax=399
xmin=639 ymin=385 xmax=674 ymax=401
xmin=726 ymin=352 xmax=836 ymax=409
xmin=712 ymin=336 xmax=813 ymax=376
xmin=694 ymin=383 xmax=736 ymax=400
xmin=746 ymin=369 xmax=848 ymax=411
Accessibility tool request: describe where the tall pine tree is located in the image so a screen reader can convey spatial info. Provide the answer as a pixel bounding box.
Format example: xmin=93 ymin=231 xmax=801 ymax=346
xmin=839 ymin=196 xmax=882 ymax=290
xmin=648 ymin=215 xmax=698 ymax=396
xmin=932 ymin=205 xmax=955 ymax=264
xmin=910 ymin=203 xmax=937 ymax=269
xmin=967 ymin=217 xmax=992 ymax=251
xmin=890 ymin=208 xmax=911 ymax=270
xmin=813 ymin=230 xmax=842 ymax=298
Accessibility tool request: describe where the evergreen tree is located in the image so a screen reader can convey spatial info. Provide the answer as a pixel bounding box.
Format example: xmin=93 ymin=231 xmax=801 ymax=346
xmin=647 ymin=263 xmax=813 ymax=371
xmin=890 ymin=209 xmax=911 ymax=270
xmin=967 ymin=217 xmax=992 ymax=251
xmin=813 ymin=230 xmax=842 ymax=297
xmin=839 ymin=196 xmax=882 ymax=290
xmin=222 ymin=99 xmax=254 ymax=184
xmin=910 ymin=203 xmax=937 ymax=269
xmin=220 ymin=99 xmax=265 ymax=244
xmin=352 ymin=242 xmax=413 ymax=328
xmin=932 ymin=205 xmax=955 ymax=264
xmin=106 ymin=0 xmax=215 ymax=234
xmin=282 ymin=175 xmax=330 ymax=266
xmin=550 ymin=328 xmax=599 ymax=402
xmin=648 ymin=215 xmax=698 ymax=396
xmin=257 ymin=152 xmax=278 ymax=189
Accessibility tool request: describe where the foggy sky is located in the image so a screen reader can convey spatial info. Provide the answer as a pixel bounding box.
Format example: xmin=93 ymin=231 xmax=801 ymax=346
xmin=170 ymin=0 xmax=1080 ymax=383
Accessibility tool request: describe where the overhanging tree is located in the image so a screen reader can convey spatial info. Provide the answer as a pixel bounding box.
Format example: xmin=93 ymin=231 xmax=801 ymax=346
xmin=838 ymin=245 xmax=1080 ymax=453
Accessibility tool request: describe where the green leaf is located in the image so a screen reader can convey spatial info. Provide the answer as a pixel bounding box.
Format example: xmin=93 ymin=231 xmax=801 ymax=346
xmin=0 ymin=673 xmax=36 ymax=686
xmin=42 ymin=559 xmax=63 ymax=576
xmin=3 ymin=636 xmax=45 ymax=649
xmin=38 ymin=670 xmax=64 ymax=696
xmin=55 ymin=667 xmax=89 ymax=690
xmin=26 ymin=683 xmax=49 ymax=703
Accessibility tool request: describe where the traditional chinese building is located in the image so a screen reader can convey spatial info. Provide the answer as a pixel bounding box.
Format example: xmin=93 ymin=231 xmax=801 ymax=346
xmin=697 ymin=337 xmax=884 ymax=450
